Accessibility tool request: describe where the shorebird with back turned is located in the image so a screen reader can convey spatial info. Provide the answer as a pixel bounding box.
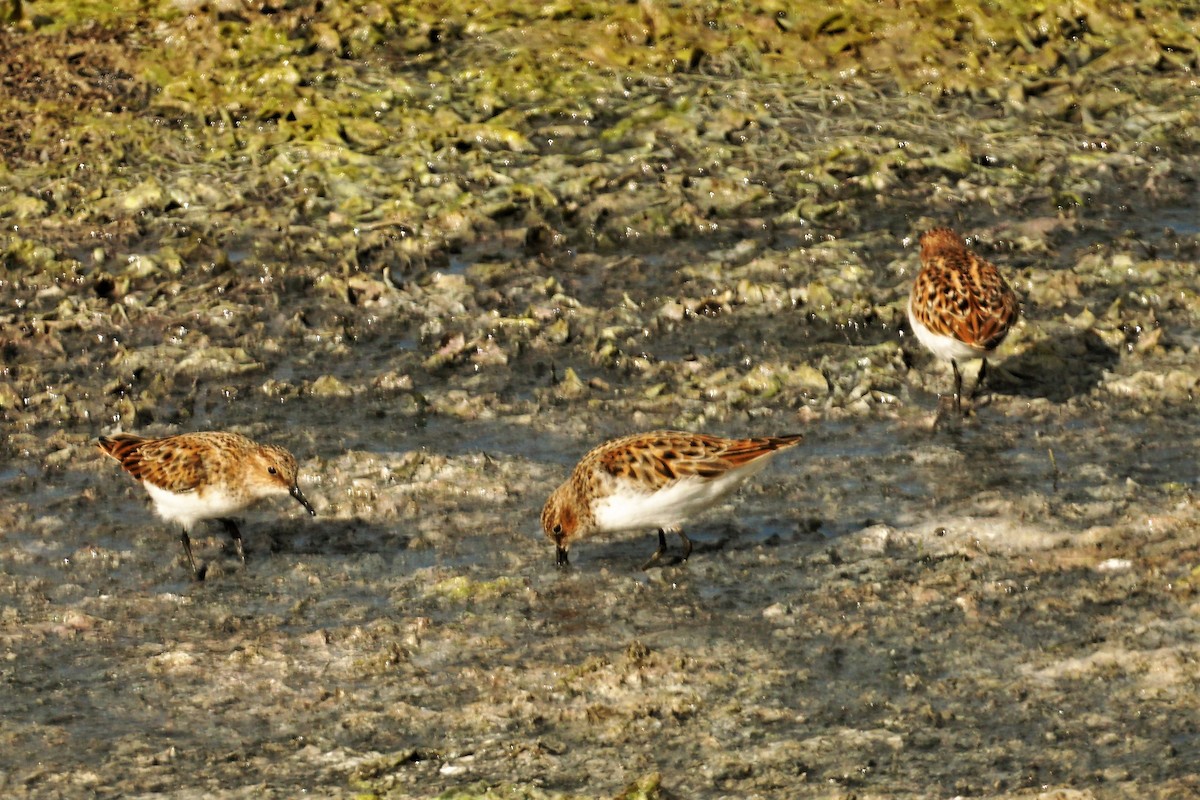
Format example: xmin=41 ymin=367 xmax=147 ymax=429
xmin=908 ymin=227 xmax=1019 ymax=414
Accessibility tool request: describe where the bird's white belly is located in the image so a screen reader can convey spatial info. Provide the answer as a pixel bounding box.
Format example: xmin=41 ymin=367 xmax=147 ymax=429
xmin=592 ymin=463 xmax=769 ymax=533
xmin=908 ymin=299 xmax=990 ymax=361
xmin=144 ymin=482 xmax=246 ymax=530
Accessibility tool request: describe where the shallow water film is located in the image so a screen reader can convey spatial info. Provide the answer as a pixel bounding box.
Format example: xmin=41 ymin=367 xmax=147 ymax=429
xmin=2 ymin=1 xmax=1199 ymax=798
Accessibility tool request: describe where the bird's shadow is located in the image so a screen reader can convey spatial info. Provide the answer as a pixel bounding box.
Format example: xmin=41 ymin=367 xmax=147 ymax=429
xmin=989 ymin=328 xmax=1119 ymax=403
xmin=580 ymin=518 xmax=819 ymax=571
xmin=257 ymin=517 xmax=410 ymax=557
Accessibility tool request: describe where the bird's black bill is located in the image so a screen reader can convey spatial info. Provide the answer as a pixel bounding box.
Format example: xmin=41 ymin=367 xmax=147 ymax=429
xmin=555 ymin=545 xmax=569 ymax=568
xmin=291 ymin=485 xmax=317 ymax=516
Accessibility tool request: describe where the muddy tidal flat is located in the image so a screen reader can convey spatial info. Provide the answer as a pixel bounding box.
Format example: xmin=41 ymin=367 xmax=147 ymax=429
xmin=2 ymin=2 xmax=1199 ymax=798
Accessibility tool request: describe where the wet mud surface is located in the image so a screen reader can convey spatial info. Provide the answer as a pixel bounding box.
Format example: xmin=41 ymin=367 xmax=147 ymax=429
xmin=1 ymin=2 xmax=1199 ymax=798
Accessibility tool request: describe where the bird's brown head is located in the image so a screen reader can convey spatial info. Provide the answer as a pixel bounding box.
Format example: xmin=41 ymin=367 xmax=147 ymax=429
xmin=252 ymin=445 xmax=316 ymax=517
xmin=919 ymin=227 xmax=965 ymax=261
xmin=541 ymin=484 xmax=579 ymax=568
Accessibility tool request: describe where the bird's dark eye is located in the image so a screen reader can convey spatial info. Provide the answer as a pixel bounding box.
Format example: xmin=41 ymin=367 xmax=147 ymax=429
xmin=268 ymin=466 xmax=278 ymax=475
xmin=553 ymin=524 xmax=562 ymax=535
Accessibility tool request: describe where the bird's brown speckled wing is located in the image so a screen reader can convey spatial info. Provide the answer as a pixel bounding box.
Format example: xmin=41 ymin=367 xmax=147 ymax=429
xmin=912 ymin=228 xmax=1018 ymax=349
xmin=594 ymin=431 xmax=803 ymax=486
xmin=97 ymin=433 xmax=206 ymax=493
xmin=716 ymin=433 xmax=805 ymax=466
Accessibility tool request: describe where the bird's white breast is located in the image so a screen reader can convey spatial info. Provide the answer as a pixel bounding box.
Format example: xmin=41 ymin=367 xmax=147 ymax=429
xmin=143 ymin=482 xmax=248 ymax=530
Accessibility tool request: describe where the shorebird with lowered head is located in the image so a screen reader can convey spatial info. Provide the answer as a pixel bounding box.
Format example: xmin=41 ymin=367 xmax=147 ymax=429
xmin=541 ymin=430 xmax=803 ymax=569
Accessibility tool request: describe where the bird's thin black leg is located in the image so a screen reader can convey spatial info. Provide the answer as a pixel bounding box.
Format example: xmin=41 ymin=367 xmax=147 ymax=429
xmin=952 ymin=360 xmax=964 ymax=415
xmin=642 ymin=529 xmax=669 ymax=570
xmin=219 ymin=518 xmax=245 ymax=562
xmin=970 ymin=358 xmax=990 ymax=402
xmin=180 ymin=530 xmax=203 ymax=580
xmin=677 ymin=530 xmax=693 ymax=562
